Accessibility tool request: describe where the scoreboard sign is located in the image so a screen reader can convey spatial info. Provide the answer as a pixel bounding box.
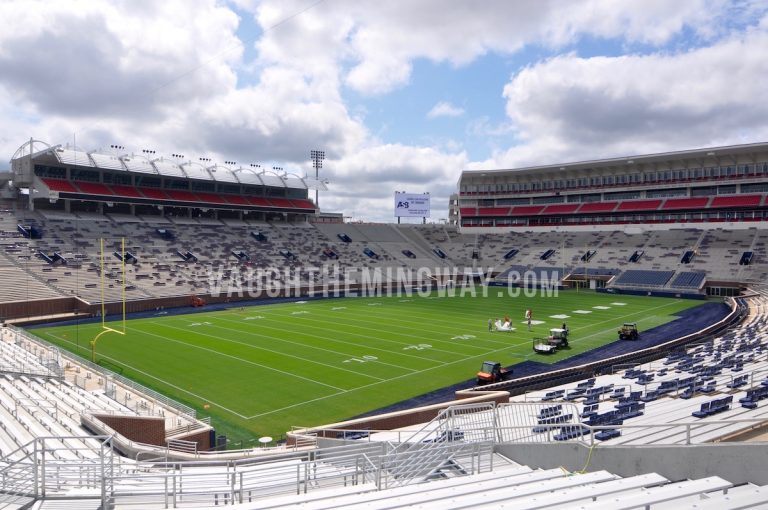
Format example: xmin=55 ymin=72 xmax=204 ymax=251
xmin=394 ymin=192 xmax=431 ymax=218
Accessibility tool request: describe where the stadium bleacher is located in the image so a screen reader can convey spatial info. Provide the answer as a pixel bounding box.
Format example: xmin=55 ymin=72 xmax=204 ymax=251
xmin=6 ymin=140 xmax=768 ymax=507
xmin=613 ymin=269 xmax=675 ymax=287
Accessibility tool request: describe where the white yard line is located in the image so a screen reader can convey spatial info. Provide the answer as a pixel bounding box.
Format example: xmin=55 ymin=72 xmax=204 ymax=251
xmin=214 ymin=314 xmax=446 ymax=366
xmin=46 ymin=332 xmax=254 ymax=420
xmin=158 ymin=322 xmax=390 ymax=380
xmin=130 ymin=327 xmax=349 ymax=392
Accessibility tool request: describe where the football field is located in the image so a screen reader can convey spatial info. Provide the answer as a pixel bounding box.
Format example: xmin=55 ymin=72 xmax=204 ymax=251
xmin=30 ymin=290 xmax=703 ymax=443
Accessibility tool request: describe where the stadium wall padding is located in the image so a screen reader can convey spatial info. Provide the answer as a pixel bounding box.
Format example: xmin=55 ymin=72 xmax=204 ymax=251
xmin=596 ymin=288 xmax=706 ymax=299
xmin=0 ymin=296 xmax=86 ymax=322
xmin=6 ymin=281 xmax=444 ymax=324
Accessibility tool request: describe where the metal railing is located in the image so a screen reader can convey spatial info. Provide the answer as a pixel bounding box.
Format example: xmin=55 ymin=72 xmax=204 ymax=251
xmin=0 ymin=435 xmax=115 ymax=509
xmin=8 ymin=325 xmax=196 ymax=419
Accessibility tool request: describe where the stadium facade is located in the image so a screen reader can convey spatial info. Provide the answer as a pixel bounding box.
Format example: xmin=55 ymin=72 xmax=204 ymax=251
xmin=2 ymin=140 xmax=768 ymax=508
xmin=8 ymin=138 xmax=325 ymax=222
xmin=457 ymin=142 xmax=768 ymax=230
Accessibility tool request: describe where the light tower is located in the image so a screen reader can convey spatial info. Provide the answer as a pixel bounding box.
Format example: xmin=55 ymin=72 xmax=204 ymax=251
xmin=310 ymin=149 xmax=325 ymax=208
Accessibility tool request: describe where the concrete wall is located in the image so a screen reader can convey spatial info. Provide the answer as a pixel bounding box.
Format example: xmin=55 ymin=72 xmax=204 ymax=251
xmin=498 ymin=442 xmax=768 ymax=485
xmin=288 ymin=390 xmax=509 ymax=445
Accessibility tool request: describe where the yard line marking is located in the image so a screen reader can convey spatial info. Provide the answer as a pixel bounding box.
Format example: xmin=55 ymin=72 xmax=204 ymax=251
xmin=132 ymin=327 xmax=348 ymax=392
xmin=245 ymin=337 xmax=535 ymax=419
xmin=244 ymin=301 xmax=688 ymax=420
xmin=216 ymin=314 xmax=458 ymax=364
xmin=263 ymin=307 xmax=516 ymax=351
xmin=40 ymin=296 xmax=693 ymax=423
xmin=158 ymin=322 xmax=388 ymax=381
xmin=214 ymin=315 xmax=424 ymax=371
xmin=44 ymin=332 xmax=253 ymax=420
xmin=312 ymin=311 xmax=517 ymax=349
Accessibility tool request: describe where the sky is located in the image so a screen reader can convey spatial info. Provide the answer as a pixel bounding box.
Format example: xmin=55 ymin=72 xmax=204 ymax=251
xmin=1 ymin=0 xmax=768 ymax=222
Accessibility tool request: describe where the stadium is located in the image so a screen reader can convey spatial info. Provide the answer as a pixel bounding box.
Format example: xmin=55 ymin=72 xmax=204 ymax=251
xmin=0 ymin=136 xmax=768 ymax=509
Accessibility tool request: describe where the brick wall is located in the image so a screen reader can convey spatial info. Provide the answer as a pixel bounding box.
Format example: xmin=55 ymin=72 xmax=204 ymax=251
xmin=93 ymin=414 xmax=166 ymax=446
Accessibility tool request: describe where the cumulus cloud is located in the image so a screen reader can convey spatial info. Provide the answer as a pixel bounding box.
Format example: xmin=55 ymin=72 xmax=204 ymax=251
xmin=337 ymin=0 xmax=728 ymax=95
xmin=487 ymin=18 xmax=768 ymax=169
xmin=427 ymin=102 xmax=464 ymax=119
xmin=0 ymin=0 xmax=765 ymax=222
xmin=321 ymin=144 xmax=467 ymax=221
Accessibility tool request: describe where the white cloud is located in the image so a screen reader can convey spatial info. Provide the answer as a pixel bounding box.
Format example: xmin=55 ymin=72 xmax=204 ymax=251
xmin=487 ymin=19 xmax=768 ymax=169
xmin=427 ymin=102 xmax=464 ymax=119
xmin=337 ymin=0 xmax=727 ymax=95
xmin=0 ymin=1 xmax=765 ymax=223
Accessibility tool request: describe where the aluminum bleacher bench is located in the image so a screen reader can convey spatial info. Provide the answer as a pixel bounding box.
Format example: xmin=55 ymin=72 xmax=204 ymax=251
xmin=594 ymin=428 xmax=622 ymax=441
xmin=739 ymin=386 xmax=768 ymax=409
xmin=700 ymin=380 xmax=717 ymax=394
xmin=727 ymin=374 xmax=749 ymax=389
xmin=565 ymin=388 xmax=586 ymax=400
xmin=553 ymin=424 xmax=590 ymax=441
xmin=609 ymin=387 xmax=625 ymax=399
xmin=692 ymin=396 xmax=733 ymax=418
xmin=541 ymin=389 xmax=565 ymax=401
xmin=532 ymin=414 xmax=573 ymax=433
xmin=640 ymin=390 xmax=659 ymax=402
xmin=537 ymin=405 xmax=563 ymax=419
xmin=618 ymin=402 xmax=645 ymax=420
xmin=581 ymin=404 xmax=599 ymax=419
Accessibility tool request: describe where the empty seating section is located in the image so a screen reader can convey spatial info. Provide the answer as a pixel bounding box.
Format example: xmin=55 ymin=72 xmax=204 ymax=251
xmin=662 ymin=197 xmax=710 ymax=209
xmin=41 ymin=178 xmax=78 ymax=193
xmin=499 ymin=293 xmax=768 ymax=447
xmin=671 ymin=271 xmax=706 ymax=288
xmin=137 ymin=187 xmax=170 ymax=200
xmin=477 ymin=207 xmax=509 ymax=216
xmin=510 ymin=205 xmax=545 ymax=215
xmin=3 ymin=270 xmax=768 ymax=507
xmin=614 ymin=270 xmax=674 ymax=287
xmin=194 ymin=192 xmax=227 ymax=204
xmin=615 ymin=199 xmax=663 ymax=212
xmin=246 ymin=196 xmax=271 ymax=206
xmin=541 ymin=203 xmax=580 ymax=214
xmin=0 ymin=328 xmax=194 ymax=452
xmin=41 ymin=181 xmax=317 ymax=211
xmin=109 ymin=184 xmax=144 ymax=198
xmin=291 ymin=198 xmax=316 ymax=209
xmin=224 ymin=194 xmax=250 ymax=205
xmin=3 ymin=209 xmax=768 ymax=302
xmin=74 ymin=181 xmax=113 ymax=195
xmin=710 ymin=194 xmax=763 ymax=208
xmin=577 ymin=201 xmax=618 ymax=213
xmin=165 ymin=190 xmax=198 ymax=202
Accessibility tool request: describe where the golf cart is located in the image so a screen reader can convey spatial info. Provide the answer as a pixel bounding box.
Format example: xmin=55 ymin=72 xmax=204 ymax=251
xmin=533 ymin=338 xmax=556 ymax=354
xmin=618 ymin=322 xmax=639 ymax=341
xmin=476 ymin=361 xmax=511 ymax=384
xmin=533 ymin=328 xmax=569 ymax=354
xmin=548 ymin=328 xmax=569 ymax=347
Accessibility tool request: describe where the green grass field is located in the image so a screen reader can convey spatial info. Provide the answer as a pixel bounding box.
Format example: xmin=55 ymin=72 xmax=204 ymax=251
xmin=29 ymin=289 xmax=703 ymax=443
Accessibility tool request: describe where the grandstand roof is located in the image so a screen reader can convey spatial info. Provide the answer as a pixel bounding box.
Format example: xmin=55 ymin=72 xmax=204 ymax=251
xmin=10 ymin=139 xmax=328 ymax=191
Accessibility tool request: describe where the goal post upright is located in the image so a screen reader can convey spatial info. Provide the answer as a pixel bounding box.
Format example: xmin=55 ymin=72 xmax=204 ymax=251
xmin=91 ymin=237 xmax=127 ymax=363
